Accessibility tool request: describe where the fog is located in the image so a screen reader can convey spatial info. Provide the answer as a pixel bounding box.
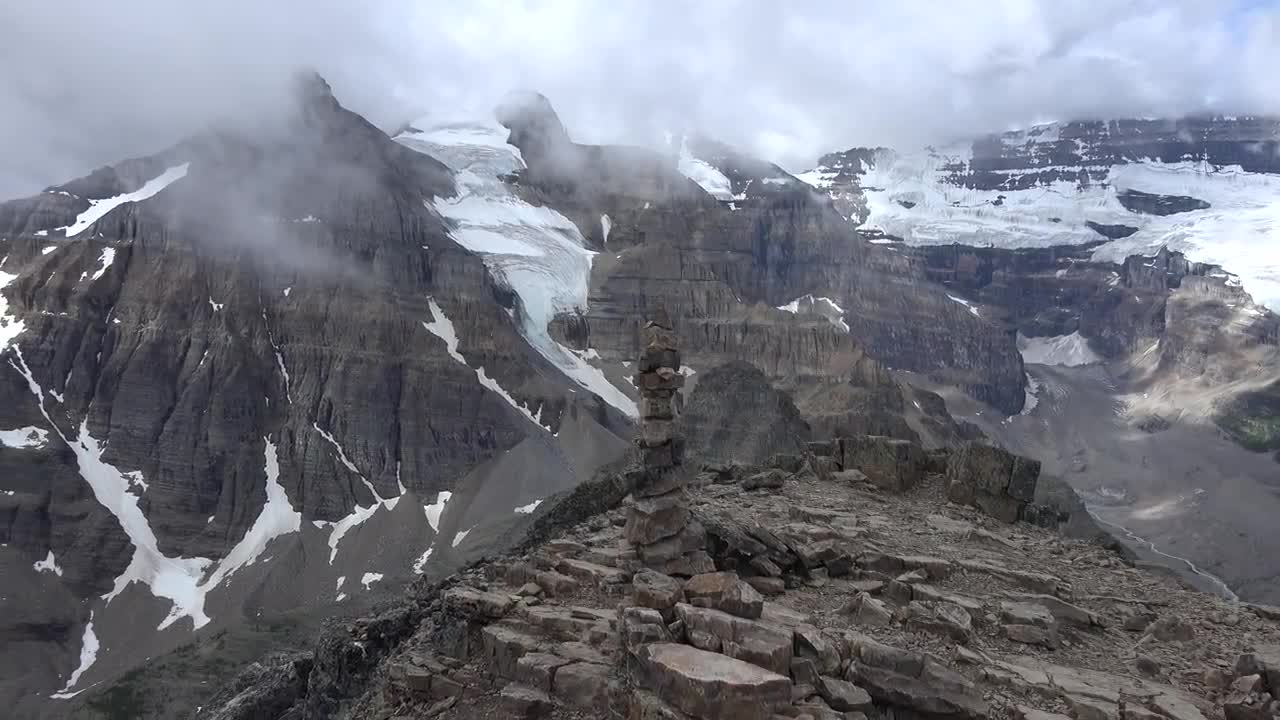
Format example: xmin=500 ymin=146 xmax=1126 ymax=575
xmin=2 ymin=0 xmax=1278 ymax=198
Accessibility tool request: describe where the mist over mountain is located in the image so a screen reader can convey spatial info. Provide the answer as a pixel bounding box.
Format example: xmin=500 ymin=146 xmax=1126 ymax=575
xmin=3 ymin=5 xmax=1280 ymax=720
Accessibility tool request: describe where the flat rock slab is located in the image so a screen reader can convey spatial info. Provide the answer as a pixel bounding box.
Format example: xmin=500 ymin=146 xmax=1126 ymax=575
xmin=639 ymin=642 xmax=791 ymax=720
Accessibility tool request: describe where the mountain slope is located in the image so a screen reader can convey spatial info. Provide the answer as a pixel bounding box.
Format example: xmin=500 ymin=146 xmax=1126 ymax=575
xmin=0 ymin=75 xmax=633 ymax=718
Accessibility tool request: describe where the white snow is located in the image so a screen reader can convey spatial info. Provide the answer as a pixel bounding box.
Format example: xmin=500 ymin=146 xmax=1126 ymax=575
xmin=312 ymin=423 xmax=382 ymax=502
xmin=208 ymin=298 xmax=223 ymax=312
xmin=848 ymin=147 xmax=1280 ymax=312
xmin=1 ymin=268 xmax=26 ymax=353
xmin=423 ymin=491 xmax=452 ymax=533
xmin=63 ymin=164 xmax=190 ymax=237
xmin=336 ymin=576 xmax=346 ymax=591
xmin=513 ymin=499 xmax=542 ymax=514
xmin=600 ymin=214 xmax=612 ymax=244
xmin=1021 ymin=373 xmax=1042 ymax=415
xmin=10 ymin=349 xmax=214 ymax=629
xmin=33 ymin=550 xmax=64 ymax=576
xmin=274 ymin=351 xmax=291 ymax=403
xmin=311 ymin=424 xmax=404 ymax=565
xmin=87 ymin=248 xmax=116 ymax=283
xmin=198 ymin=440 xmax=300 ymax=588
xmin=423 ymin=298 xmax=551 ymax=430
xmin=946 ymin=294 xmax=981 ymax=317
xmin=397 ymin=120 xmax=637 ymax=418
xmin=0 ymin=426 xmax=48 ymax=448
xmin=41 ymin=246 xmax=56 ymax=255
xmin=283 ymin=287 xmax=292 ymax=297
xmin=452 ymin=526 xmax=474 ymax=548
xmin=51 ymin=611 xmax=98 ymax=698
xmin=676 ymin=137 xmax=737 ymax=201
xmin=1017 ymin=332 xmax=1102 ymax=366
xmin=776 ymin=295 xmax=851 ymax=332
xmin=360 ymin=572 xmax=383 ymax=589
xmin=412 ymin=547 xmax=434 ymax=574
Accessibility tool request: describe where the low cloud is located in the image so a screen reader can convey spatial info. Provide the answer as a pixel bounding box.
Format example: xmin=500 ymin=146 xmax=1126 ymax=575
xmin=2 ymin=0 xmax=1278 ymax=198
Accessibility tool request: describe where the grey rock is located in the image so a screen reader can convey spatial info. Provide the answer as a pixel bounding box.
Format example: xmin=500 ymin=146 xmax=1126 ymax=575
xmin=637 ymin=642 xmax=792 ymax=720
xmin=684 ymin=571 xmax=764 ymax=619
xmin=633 ymin=570 xmax=685 ymax=615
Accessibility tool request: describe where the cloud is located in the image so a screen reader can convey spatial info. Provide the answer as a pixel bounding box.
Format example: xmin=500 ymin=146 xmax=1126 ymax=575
xmin=1 ymin=0 xmax=1278 ymax=198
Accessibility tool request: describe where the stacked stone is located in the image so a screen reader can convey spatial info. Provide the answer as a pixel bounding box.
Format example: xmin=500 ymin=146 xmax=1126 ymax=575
xmin=625 ymin=307 xmax=714 ymax=577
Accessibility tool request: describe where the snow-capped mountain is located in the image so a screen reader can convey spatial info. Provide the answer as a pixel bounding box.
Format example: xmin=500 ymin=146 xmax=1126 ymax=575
xmin=3 ymin=75 xmax=1280 ymax=720
xmin=801 ymin=117 xmax=1280 ymax=312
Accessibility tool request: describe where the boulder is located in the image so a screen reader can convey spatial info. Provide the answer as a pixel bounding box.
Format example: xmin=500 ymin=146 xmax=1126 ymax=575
xmin=945 ymin=442 xmax=1040 ymax=523
xmin=444 ymin=586 xmax=514 ymax=619
xmin=744 ymin=469 xmax=788 ymax=491
xmin=845 ymin=637 xmax=988 ymax=719
xmin=816 ymin=675 xmax=874 ymax=712
xmin=1237 ymin=646 xmax=1280 ymax=692
xmin=499 ymin=683 xmax=554 ymax=717
xmin=795 ymin=624 xmax=843 ymax=675
xmin=845 ymin=593 xmax=893 ymax=627
xmin=633 ymin=570 xmax=684 ymax=615
xmin=839 ymin=435 xmax=925 ymax=492
xmin=1149 ymin=616 xmax=1195 ymax=642
xmin=684 ymin=571 xmax=765 ymax=619
xmin=676 ymin=603 xmax=794 ymax=675
xmin=1004 ymin=623 xmax=1059 ymax=648
xmin=552 ymin=661 xmax=615 ymax=709
xmin=625 ymin=490 xmax=691 ymax=545
xmin=623 ymin=605 xmax=671 ymax=646
xmin=637 ymin=643 xmax=792 ymax=720
xmin=902 ymin=601 xmax=974 ymax=643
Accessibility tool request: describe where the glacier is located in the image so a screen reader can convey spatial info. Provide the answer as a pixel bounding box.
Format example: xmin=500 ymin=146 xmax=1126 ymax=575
xmin=806 ymin=139 xmax=1280 ymax=313
xmin=396 ymin=119 xmax=636 ymax=417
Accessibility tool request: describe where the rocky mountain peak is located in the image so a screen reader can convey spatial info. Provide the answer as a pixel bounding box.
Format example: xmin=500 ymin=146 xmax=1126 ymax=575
xmin=495 ymin=90 xmax=573 ymax=166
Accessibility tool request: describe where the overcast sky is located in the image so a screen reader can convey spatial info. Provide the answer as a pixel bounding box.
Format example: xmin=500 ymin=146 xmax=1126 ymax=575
xmin=2 ymin=0 xmax=1278 ymax=198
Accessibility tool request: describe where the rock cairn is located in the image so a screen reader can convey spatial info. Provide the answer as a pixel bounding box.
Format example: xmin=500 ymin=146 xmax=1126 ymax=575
xmin=625 ymin=307 xmax=714 ymax=576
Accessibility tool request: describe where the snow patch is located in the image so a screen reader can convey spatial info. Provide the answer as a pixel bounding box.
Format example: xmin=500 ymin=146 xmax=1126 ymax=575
xmin=452 ymin=526 xmax=474 ymax=548
xmin=41 ymin=246 xmax=56 ymax=255
xmin=89 ymin=248 xmax=115 ymax=282
xmin=64 ymin=163 xmax=190 ymax=237
xmin=412 ymin=547 xmax=433 ymax=574
xmin=1 ymin=268 xmax=27 ymax=352
xmin=1018 ymin=332 xmax=1102 ymax=366
xmin=311 ymin=424 xmax=403 ymax=565
xmin=51 ymin=612 xmax=98 ymax=698
xmin=776 ymin=295 xmax=851 ymax=332
xmin=514 ymin=499 xmax=542 ymax=514
xmin=198 ymin=440 xmax=300 ymax=588
xmin=208 ymin=298 xmax=223 ymax=313
xmin=10 ymin=349 xmax=214 ymax=629
xmin=600 ymin=214 xmax=611 ymax=244
xmin=0 ymin=426 xmax=48 ymax=449
xmin=424 ymin=298 xmax=550 ymax=430
xmin=946 ymin=294 xmax=981 ymax=317
xmin=360 ymin=572 xmax=383 ymax=589
xmin=676 ymin=137 xmax=736 ymax=201
xmin=33 ymin=550 xmax=64 ymax=576
xmin=423 ymin=491 xmax=452 ymax=533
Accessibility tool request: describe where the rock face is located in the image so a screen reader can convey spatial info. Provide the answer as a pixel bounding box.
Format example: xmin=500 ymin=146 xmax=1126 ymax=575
xmin=945 ymin=442 xmax=1041 ymax=523
xmin=0 ymin=76 xmax=633 ymax=715
xmin=677 ymin=361 xmax=811 ymax=465
xmin=498 ymin=94 xmax=1028 ymax=418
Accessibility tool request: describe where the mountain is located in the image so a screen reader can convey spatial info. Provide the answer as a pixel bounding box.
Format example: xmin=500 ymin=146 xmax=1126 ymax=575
xmin=798 ymin=117 xmax=1280 ymax=601
xmin=3 ymin=76 xmax=1280 ymax=719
